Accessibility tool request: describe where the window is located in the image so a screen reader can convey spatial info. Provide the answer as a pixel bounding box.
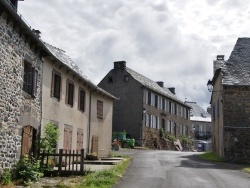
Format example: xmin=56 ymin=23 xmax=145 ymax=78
xmin=169 ymin=101 xmax=172 ymax=113
xmin=162 ymin=98 xmax=165 ymax=110
xmin=155 ymin=95 xmax=158 ymax=108
xmin=167 ymin=120 xmax=170 ymax=132
xmin=97 ymin=100 xmax=103 ymax=119
xmin=23 ymin=61 xmax=38 ymax=96
xmin=146 ymin=113 xmax=150 ymax=127
xmin=148 ymin=91 xmax=151 ymax=105
xmin=124 ymin=75 xmax=129 ymax=82
xmin=78 ymin=88 xmax=85 ymax=112
xmin=51 ymin=70 xmax=61 ymax=100
xmin=156 ymin=117 xmax=160 ymax=129
xmin=66 ymin=80 xmax=74 ymax=107
xmin=151 ymin=93 xmax=155 ymax=106
xmin=108 ymin=76 xmax=113 ymax=83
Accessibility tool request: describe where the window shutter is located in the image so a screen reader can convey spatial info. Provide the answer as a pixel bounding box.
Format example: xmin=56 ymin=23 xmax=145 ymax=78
xmin=51 ymin=71 xmax=55 ymax=97
xmin=145 ymin=90 xmax=148 ymax=104
xmin=32 ymin=68 xmax=38 ymax=97
xmin=65 ymin=80 xmax=69 ymax=104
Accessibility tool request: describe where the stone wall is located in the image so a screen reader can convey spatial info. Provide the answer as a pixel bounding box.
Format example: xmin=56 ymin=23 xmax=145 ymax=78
xmin=223 ymin=86 xmax=250 ymax=163
xmin=0 ymin=12 xmax=42 ymax=170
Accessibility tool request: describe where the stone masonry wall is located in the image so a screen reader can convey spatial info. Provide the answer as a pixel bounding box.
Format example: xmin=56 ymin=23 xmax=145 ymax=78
xmin=223 ymin=86 xmax=250 ymax=163
xmin=0 ymin=12 xmax=42 ymax=170
xmin=143 ymin=103 xmax=191 ymax=149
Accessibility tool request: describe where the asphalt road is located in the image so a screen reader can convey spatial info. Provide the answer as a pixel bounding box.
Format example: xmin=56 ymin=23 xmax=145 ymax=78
xmin=113 ymin=150 xmax=250 ymax=188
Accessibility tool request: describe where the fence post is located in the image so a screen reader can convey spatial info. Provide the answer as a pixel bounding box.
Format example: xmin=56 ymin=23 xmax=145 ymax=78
xmin=80 ymin=149 xmax=84 ymax=174
xmin=58 ymin=149 xmax=63 ymax=175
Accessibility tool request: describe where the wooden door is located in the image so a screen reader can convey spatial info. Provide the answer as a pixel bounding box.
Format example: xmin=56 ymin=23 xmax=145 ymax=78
xmin=91 ymin=136 xmax=98 ymax=155
xmin=76 ymin=129 xmax=84 ymax=152
xmin=21 ymin=125 xmax=33 ymax=156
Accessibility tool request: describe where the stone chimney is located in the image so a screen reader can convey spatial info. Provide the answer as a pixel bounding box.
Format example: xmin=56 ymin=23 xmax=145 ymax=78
xmin=156 ymin=81 xmax=164 ymax=87
xmin=213 ymin=55 xmax=225 ymax=73
xmin=168 ymin=87 xmax=175 ymax=94
xmin=114 ymin=61 xmax=126 ymax=70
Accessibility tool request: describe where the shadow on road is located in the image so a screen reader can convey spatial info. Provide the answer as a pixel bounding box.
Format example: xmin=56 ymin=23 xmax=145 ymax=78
xmin=175 ymin=153 xmax=249 ymax=171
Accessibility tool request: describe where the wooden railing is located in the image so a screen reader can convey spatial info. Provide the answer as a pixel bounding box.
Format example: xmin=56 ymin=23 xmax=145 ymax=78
xmin=40 ymin=149 xmax=84 ymax=176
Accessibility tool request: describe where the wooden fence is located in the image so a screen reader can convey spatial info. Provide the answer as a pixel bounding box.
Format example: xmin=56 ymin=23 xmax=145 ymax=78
xmin=40 ymin=149 xmax=84 ymax=176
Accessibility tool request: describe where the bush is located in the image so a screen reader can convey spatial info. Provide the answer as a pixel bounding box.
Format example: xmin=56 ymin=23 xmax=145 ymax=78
xmin=40 ymin=123 xmax=60 ymax=153
xmin=165 ymin=133 xmax=177 ymax=142
xmin=15 ymin=155 xmax=43 ymax=183
xmin=179 ymin=135 xmax=192 ymax=144
xmin=0 ymin=168 xmax=12 ymax=185
xmin=159 ymin=128 xmax=165 ymax=138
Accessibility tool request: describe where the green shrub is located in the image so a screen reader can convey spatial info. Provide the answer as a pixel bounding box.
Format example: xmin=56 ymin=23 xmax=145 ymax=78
xmin=40 ymin=123 xmax=60 ymax=153
xmin=179 ymin=135 xmax=192 ymax=144
xmin=0 ymin=168 xmax=12 ymax=185
xmin=159 ymin=128 xmax=165 ymax=138
xmin=15 ymin=155 xmax=43 ymax=183
xmin=165 ymin=133 xmax=176 ymax=142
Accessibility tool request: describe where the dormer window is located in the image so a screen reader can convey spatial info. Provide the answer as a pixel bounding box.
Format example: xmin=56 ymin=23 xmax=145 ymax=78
xmin=124 ymin=75 xmax=129 ymax=82
xmin=108 ymin=76 xmax=113 ymax=83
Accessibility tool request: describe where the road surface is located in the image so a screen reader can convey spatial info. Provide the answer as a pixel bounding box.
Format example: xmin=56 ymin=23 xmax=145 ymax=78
xmin=113 ymin=150 xmax=250 ymax=188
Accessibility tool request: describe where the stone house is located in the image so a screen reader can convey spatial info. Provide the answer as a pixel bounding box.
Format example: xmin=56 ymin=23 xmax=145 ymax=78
xmin=0 ymin=0 xmax=116 ymax=170
xmin=0 ymin=0 xmax=48 ymax=169
xmin=42 ymin=43 xmax=116 ymax=158
xmin=185 ymin=101 xmax=211 ymax=141
xmin=208 ymin=38 xmax=250 ymax=163
xmin=98 ymin=61 xmax=191 ymax=148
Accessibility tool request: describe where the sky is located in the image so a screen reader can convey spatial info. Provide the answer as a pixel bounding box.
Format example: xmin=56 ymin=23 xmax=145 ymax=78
xmin=18 ymin=0 xmax=250 ymax=109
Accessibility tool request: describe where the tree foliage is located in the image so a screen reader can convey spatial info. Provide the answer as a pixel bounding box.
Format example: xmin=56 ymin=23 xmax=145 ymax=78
xmin=40 ymin=123 xmax=60 ymax=153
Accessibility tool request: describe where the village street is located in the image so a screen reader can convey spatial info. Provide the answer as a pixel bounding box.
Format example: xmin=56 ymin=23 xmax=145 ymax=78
xmin=113 ymin=150 xmax=250 ymax=188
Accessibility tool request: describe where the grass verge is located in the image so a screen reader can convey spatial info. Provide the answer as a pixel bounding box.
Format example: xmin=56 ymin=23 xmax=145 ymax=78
xmin=79 ymin=157 xmax=131 ymax=188
xmin=198 ymin=152 xmax=223 ymax=162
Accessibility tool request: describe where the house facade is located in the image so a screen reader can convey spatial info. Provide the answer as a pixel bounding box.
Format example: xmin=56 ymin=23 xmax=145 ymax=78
xmin=98 ymin=61 xmax=191 ymax=148
xmin=0 ymin=0 xmax=48 ymax=169
xmin=42 ymin=43 xmax=116 ymax=158
xmin=0 ymin=0 xmax=115 ymax=171
xmin=185 ymin=101 xmax=211 ymax=141
xmin=208 ymin=38 xmax=250 ymax=163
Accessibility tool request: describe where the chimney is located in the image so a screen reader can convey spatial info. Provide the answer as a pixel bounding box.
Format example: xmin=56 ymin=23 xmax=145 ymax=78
xmin=168 ymin=87 xmax=175 ymax=94
xmin=213 ymin=55 xmax=225 ymax=74
xmin=10 ymin=0 xmax=23 ymax=10
xmin=156 ymin=81 xmax=164 ymax=87
xmin=114 ymin=61 xmax=126 ymax=70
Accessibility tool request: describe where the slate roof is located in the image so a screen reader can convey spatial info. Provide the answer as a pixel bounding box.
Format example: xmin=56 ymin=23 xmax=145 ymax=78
xmin=221 ymin=38 xmax=250 ymax=85
xmin=185 ymin=102 xmax=211 ymax=122
xmin=44 ymin=43 xmax=117 ymax=100
xmin=125 ymin=67 xmax=189 ymax=107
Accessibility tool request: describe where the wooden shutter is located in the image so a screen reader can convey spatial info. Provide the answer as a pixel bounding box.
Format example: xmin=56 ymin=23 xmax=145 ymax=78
xmin=32 ymin=68 xmax=38 ymax=97
xmin=63 ymin=126 xmax=72 ymax=152
xmin=51 ymin=71 xmax=55 ymax=97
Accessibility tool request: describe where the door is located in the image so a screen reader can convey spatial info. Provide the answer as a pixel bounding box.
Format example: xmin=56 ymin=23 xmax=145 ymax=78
xmin=21 ymin=125 xmax=35 ymax=156
xmin=91 ymin=135 xmax=98 ymax=155
xmin=76 ymin=129 xmax=84 ymax=152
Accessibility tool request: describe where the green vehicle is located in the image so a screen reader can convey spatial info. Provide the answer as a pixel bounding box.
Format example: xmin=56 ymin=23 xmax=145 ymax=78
xmin=112 ymin=131 xmax=135 ymax=148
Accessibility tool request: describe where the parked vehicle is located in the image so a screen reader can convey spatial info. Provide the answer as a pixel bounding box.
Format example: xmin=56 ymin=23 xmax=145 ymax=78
xmin=112 ymin=131 xmax=135 ymax=148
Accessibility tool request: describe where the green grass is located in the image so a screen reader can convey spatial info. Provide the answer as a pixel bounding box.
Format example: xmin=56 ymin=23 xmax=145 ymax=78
xmin=198 ymin=152 xmax=223 ymax=162
xmin=79 ymin=157 xmax=131 ymax=188
xmin=242 ymin=167 xmax=250 ymax=173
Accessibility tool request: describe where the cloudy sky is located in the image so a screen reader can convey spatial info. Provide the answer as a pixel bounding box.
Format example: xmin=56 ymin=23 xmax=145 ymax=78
xmin=18 ymin=0 xmax=250 ymax=109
